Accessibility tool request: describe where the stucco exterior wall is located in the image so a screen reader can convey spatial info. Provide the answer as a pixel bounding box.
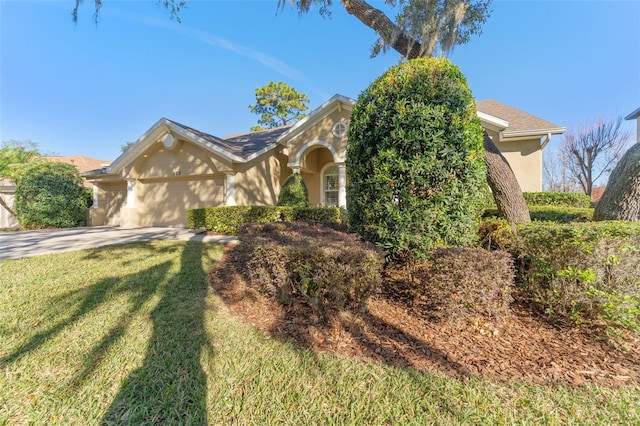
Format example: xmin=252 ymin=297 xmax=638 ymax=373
xmin=130 ymin=140 xmax=230 ymax=179
xmin=495 ymin=138 xmax=543 ymax=192
xmin=287 ymin=108 xmax=350 ymax=166
xmin=96 ymin=182 xmax=127 ymax=227
xmin=134 ymin=177 xmax=224 ymax=227
xmin=234 ymin=151 xmax=287 ymax=206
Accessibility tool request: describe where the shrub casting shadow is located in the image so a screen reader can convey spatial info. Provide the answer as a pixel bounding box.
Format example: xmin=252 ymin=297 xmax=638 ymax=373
xmin=210 ymin=246 xmax=472 ymax=380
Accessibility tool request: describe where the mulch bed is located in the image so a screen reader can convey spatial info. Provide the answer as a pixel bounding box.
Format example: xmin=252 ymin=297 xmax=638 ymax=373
xmin=210 ymin=248 xmax=640 ymax=388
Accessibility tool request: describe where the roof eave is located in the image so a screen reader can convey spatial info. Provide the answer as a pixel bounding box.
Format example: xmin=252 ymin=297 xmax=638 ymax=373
xmin=502 ymin=127 xmax=566 ymax=139
xmin=477 ymin=111 xmax=509 ymax=130
xmin=624 ymin=107 xmax=640 ymax=120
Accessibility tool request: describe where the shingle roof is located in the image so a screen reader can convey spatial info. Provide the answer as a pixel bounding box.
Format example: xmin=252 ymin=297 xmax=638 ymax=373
xmin=45 ymin=155 xmax=112 ymax=173
xmin=165 ymin=119 xmax=292 ymax=159
xmin=476 ymin=100 xmax=564 ymax=134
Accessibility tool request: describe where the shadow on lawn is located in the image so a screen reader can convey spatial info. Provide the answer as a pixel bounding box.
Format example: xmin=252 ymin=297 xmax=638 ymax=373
xmin=210 ymin=245 xmax=472 ymax=379
xmin=0 ymin=242 xmax=172 ymax=366
xmin=1 ymin=240 xmax=212 ymax=424
xmin=101 ymin=239 xmax=209 ymax=425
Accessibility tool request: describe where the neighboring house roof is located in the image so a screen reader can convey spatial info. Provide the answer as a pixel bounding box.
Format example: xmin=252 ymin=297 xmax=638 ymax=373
xmin=45 ymin=155 xmax=112 ymax=173
xmin=624 ymin=106 xmax=640 ymax=120
xmin=476 ymin=100 xmax=565 ymax=137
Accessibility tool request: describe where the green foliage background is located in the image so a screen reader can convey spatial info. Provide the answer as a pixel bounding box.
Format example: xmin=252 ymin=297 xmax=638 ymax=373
xmin=346 ymin=57 xmax=486 ymax=259
xmin=15 ymin=161 xmax=88 ymax=229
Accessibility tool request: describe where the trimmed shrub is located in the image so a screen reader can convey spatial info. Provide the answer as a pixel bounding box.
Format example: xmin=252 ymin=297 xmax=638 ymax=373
xmin=523 ymin=192 xmax=591 ymax=208
xmin=187 ymin=206 xmax=346 ymax=234
xmin=277 ymin=173 xmax=309 ymax=208
xmin=15 ymin=161 xmax=88 ymax=229
xmin=477 ymin=218 xmax=516 ymax=251
xmin=515 ymin=221 xmax=640 ymax=330
xmin=528 ymin=206 xmax=593 ymax=223
xmin=234 ymin=222 xmax=384 ymax=317
xmin=347 ymin=57 xmax=486 ymax=259
xmin=393 ymin=248 xmax=514 ymax=323
xmin=483 ymin=206 xmax=594 ymax=223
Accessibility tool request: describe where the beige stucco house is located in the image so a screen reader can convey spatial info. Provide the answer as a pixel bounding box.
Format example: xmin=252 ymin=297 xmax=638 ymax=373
xmin=84 ymin=95 xmax=565 ymax=228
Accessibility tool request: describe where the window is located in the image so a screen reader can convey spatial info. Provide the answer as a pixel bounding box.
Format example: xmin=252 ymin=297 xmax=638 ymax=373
xmin=323 ymin=165 xmax=339 ymax=206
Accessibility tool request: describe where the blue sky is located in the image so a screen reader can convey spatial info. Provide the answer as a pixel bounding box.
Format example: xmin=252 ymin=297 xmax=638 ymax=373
xmin=1 ymin=0 xmax=639 ymax=161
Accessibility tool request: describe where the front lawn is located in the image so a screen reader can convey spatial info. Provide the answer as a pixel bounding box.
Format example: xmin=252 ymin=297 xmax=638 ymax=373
xmin=1 ymin=241 xmax=639 ymax=424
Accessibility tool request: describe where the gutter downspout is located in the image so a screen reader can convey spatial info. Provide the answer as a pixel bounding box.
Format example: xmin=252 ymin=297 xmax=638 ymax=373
xmin=540 ymin=133 xmax=552 ymax=150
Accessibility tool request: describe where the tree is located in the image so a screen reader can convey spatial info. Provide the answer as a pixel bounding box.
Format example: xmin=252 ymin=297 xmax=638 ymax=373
xmin=559 ymin=117 xmax=631 ymax=197
xmin=347 ymin=58 xmax=487 ymax=259
xmin=76 ymin=0 xmax=532 ymax=224
xmin=121 ymin=141 xmax=136 ymax=153
xmin=277 ymin=173 xmax=310 ymax=207
xmin=0 ymin=140 xmax=40 ymax=217
xmin=15 ymin=162 xmax=89 ymax=229
xmin=248 ymin=82 xmax=310 ymax=131
xmin=73 ymin=0 xmax=186 ymax=23
xmin=542 ymin=147 xmax=580 ymax=193
xmin=593 ymin=143 xmax=640 ymax=221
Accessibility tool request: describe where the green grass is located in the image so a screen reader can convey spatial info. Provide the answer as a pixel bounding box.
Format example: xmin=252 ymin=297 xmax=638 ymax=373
xmin=1 ymin=241 xmax=638 ymax=425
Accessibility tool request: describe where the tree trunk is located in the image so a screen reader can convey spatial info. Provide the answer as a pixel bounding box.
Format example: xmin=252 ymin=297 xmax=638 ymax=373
xmin=483 ymin=132 xmax=531 ymax=223
xmin=593 ymin=143 xmax=640 ymax=221
xmin=342 ymin=0 xmax=423 ymax=59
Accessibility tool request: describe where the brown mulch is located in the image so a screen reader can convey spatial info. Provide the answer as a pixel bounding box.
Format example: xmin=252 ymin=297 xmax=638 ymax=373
xmin=210 ymin=249 xmax=640 ymax=388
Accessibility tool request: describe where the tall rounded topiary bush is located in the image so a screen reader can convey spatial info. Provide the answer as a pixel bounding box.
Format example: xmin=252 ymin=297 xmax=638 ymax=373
xmin=277 ymin=173 xmax=310 ymax=208
xmin=347 ymin=57 xmax=486 ymax=259
xmin=15 ymin=161 xmax=89 ymax=229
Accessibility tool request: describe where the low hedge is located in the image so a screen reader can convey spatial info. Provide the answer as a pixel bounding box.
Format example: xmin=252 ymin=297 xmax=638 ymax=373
xmin=234 ymin=221 xmax=384 ymax=317
xmin=483 ymin=206 xmax=594 ymax=223
xmin=397 ymin=248 xmax=514 ymax=323
xmin=187 ymin=206 xmax=347 ymax=234
xmin=478 ymin=219 xmax=640 ymax=331
xmin=523 ymin=192 xmax=591 ymax=208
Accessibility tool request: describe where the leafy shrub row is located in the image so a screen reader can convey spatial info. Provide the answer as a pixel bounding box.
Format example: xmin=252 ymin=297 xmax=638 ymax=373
xmin=187 ymin=206 xmax=346 ymax=234
xmin=395 ymin=248 xmax=514 ymax=323
xmin=523 ymin=192 xmax=591 ymax=208
xmin=483 ymin=206 xmax=594 ymax=223
xmin=234 ymin=222 xmax=384 ymax=317
xmin=478 ymin=219 xmax=640 ymax=330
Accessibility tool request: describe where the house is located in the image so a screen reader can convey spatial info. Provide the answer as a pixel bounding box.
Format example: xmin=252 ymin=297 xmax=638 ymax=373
xmin=0 ymin=155 xmax=111 ymax=230
xmin=83 ymin=95 xmax=565 ymax=228
xmin=625 ymin=106 xmax=640 ymax=143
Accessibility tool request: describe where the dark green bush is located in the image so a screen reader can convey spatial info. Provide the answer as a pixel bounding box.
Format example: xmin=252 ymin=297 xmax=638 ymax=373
xmin=346 ymin=57 xmax=486 ymax=260
xmin=15 ymin=161 xmax=88 ymax=229
xmin=187 ymin=206 xmax=346 ymax=234
xmin=235 ymin=222 xmax=384 ymax=317
xmin=391 ymin=248 xmax=514 ymax=323
xmin=277 ymin=173 xmax=309 ymax=208
xmin=515 ymin=221 xmax=640 ymax=330
xmin=523 ymin=192 xmax=591 ymax=208
xmin=483 ymin=206 xmax=594 ymax=223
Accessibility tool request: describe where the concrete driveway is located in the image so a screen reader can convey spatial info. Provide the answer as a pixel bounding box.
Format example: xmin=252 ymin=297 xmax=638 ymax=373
xmin=0 ymin=227 xmax=237 ymax=260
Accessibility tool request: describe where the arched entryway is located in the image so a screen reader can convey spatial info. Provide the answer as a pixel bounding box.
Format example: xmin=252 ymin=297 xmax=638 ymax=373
xmin=287 ymin=141 xmax=346 ymax=207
